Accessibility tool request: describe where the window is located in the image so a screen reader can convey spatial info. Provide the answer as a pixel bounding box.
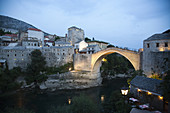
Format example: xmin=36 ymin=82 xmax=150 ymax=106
xmin=165 ymin=42 xmax=168 ymax=47
xmin=63 ymin=53 xmax=65 ymax=55
xmin=22 ymin=54 xmax=24 ymax=56
xmin=156 ymin=43 xmax=159 ymax=47
xmin=7 ymin=54 xmax=9 ymax=57
xmin=15 ymin=54 xmax=16 ymax=56
xmin=147 ymin=43 xmax=150 ymax=48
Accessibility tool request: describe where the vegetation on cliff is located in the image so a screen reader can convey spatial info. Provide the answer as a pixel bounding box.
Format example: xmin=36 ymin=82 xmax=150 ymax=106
xmin=25 ymin=49 xmax=47 ymax=85
xmin=100 ymin=53 xmax=134 ymax=77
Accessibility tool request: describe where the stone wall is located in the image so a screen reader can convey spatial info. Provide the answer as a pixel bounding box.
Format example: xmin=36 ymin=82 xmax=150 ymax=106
xmin=40 ymin=71 xmax=102 ymax=90
xmin=67 ymin=26 xmax=84 ymax=45
xmin=142 ymin=39 xmax=170 ymax=76
xmin=73 ymin=54 xmax=92 ymax=71
xmin=0 ymin=46 xmax=74 ymax=70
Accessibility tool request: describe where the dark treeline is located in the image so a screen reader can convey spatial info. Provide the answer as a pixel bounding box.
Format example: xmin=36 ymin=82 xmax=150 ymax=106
xmin=100 ymin=53 xmax=134 ymax=76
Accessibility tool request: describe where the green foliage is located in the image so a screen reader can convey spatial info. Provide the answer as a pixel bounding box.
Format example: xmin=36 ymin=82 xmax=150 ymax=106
xmin=55 ymin=36 xmax=60 ymax=41
xmin=5 ymin=108 xmax=35 ymax=113
xmin=45 ymin=62 xmax=73 ymax=75
xmin=25 ymin=49 xmax=47 ymax=85
xmin=85 ymin=37 xmax=91 ymax=42
xmin=47 ymin=95 xmax=99 ymax=113
xmin=0 ymin=29 xmax=12 ymax=36
xmin=47 ymin=105 xmax=70 ymax=113
xmin=127 ymin=70 xmax=146 ymax=85
xmin=150 ymin=74 xmax=162 ymax=80
xmin=0 ymin=67 xmax=21 ymax=93
xmin=70 ymin=94 xmax=99 ymax=113
xmin=161 ymin=70 xmax=170 ymax=101
xmin=101 ymin=53 xmax=134 ymax=76
xmin=107 ymin=44 xmax=115 ymax=48
xmin=102 ymin=90 xmax=131 ymax=113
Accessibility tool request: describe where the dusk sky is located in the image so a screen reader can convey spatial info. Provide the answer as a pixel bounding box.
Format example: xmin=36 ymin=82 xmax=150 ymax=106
xmin=0 ymin=0 xmax=170 ymax=49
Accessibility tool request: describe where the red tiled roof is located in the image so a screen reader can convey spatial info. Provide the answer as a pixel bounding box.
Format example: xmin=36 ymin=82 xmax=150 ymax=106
xmin=45 ymin=36 xmax=49 ymax=38
xmin=28 ymin=28 xmax=42 ymax=32
xmin=5 ymin=34 xmax=17 ymax=37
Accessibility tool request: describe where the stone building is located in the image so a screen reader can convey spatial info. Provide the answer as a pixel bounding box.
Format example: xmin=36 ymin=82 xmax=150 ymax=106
xmin=142 ymin=30 xmax=170 ymax=76
xmin=27 ymin=28 xmax=44 ymax=47
xmin=0 ymin=46 xmax=74 ymax=70
xmin=87 ymin=40 xmax=108 ymax=50
xmin=67 ymin=26 xmax=84 ymax=46
xmin=130 ymin=76 xmax=166 ymax=112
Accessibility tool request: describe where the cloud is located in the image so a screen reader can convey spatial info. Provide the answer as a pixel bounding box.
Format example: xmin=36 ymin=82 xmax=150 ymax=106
xmin=0 ymin=0 xmax=169 ymax=49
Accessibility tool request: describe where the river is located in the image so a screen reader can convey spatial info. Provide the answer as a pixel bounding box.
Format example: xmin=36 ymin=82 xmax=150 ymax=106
xmin=0 ymin=77 xmax=128 ymax=113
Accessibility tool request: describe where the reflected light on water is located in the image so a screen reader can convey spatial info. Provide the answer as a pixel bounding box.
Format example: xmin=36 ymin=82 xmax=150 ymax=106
xmin=68 ymin=99 xmax=71 ymax=104
xmin=17 ymin=96 xmax=23 ymax=108
xmin=101 ymin=95 xmax=104 ymax=102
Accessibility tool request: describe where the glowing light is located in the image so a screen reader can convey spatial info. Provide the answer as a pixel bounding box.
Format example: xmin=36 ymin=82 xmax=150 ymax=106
xmin=68 ymin=99 xmax=71 ymax=104
xmin=137 ymin=89 xmax=141 ymax=92
xmin=102 ymin=58 xmax=107 ymax=62
xmin=121 ymin=87 xmax=128 ymax=96
xmin=101 ymin=95 xmax=104 ymax=102
xmin=159 ymin=96 xmax=163 ymax=100
xmin=159 ymin=48 xmax=164 ymax=51
xmin=69 ymin=68 xmax=72 ymax=71
xmin=147 ymin=91 xmax=152 ymax=95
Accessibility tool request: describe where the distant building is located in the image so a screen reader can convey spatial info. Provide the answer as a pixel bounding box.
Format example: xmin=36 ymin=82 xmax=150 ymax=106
xmin=142 ymin=30 xmax=170 ymax=76
xmin=79 ymin=45 xmax=100 ymax=54
xmin=67 ymin=26 xmax=84 ymax=46
xmin=87 ymin=40 xmax=108 ymax=50
xmin=55 ymin=41 xmax=71 ymax=47
xmin=130 ymin=76 xmax=164 ymax=111
xmin=27 ymin=28 xmax=44 ymax=46
xmin=0 ymin=34 xmax=18 ymax=46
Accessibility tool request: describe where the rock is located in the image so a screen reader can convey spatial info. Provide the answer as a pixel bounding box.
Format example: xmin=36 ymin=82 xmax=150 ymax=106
xmin=39 ymin=82 xmax=47 ymax=90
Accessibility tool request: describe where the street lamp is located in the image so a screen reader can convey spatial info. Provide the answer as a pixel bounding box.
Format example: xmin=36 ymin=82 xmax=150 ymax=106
xmin=121 ymin=87 xmax=129 ymax=113
xmin=121 ymin=87 xmax=129 ymax=96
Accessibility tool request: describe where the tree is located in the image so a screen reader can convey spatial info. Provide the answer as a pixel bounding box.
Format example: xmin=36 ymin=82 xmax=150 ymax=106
xmin=161 ymin=70 xmax=170 ymax=101
xmin=127 ymin=70 xmax=146 ymax=85
xmin=0 ymin=67 xmax=21 ymax=93
xmin=85 ymin=37 xmax=91 ymax=42
xmin=70 ymin=95 xmax=99 ymax=113
xmin=25 ymin=49 xmax=47 ymax=85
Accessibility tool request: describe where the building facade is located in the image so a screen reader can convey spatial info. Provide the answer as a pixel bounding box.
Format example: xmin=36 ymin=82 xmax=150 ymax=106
xmin=0 ymin=46 xmax=74 ymax=70
xmin=67 ymin=26 xmax=84 ymax=46
xmin=142 ymin=30 xmax=170 ymax=76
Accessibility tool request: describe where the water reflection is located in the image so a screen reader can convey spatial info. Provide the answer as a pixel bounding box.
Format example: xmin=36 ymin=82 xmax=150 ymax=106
xmin=68 ymin=99 xmax=71 ymax=104
xmin=101 ymin=95 xmax=104 ymax=102
xmin=17 ymin=93 xmax=23 ymax=108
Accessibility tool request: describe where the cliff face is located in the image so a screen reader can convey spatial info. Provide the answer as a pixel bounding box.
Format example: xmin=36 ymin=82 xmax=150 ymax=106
xmin=0 ymin=15 xmax=36 ymax=32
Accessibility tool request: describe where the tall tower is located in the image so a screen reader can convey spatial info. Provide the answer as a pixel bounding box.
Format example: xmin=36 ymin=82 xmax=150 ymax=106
xmin=67 ymin=26 xmax=84 ymax=46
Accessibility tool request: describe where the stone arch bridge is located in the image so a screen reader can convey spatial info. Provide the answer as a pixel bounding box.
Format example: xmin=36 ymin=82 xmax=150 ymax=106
xmin=74 ymin=47 xmax=140 ymax=78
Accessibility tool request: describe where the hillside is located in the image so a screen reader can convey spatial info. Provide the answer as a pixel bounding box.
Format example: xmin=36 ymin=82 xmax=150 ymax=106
xmin=0 ymin=15 xmax=37 ymax=32
xmin=0 ymin=15 xmax=49 ymax=35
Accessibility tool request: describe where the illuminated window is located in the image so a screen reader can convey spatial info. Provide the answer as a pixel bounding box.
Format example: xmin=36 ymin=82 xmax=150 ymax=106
xmin=165 ymin=42 xmax=168 ymax=47
xmin=156 ymin=43 xmax=159 ymax=47
xmin=147 ymin=43 xmax=150 ymax=48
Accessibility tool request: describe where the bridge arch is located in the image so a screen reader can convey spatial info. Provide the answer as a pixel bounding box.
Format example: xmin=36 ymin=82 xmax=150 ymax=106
xmin=91 ymin=47 xmax=140 ymax=73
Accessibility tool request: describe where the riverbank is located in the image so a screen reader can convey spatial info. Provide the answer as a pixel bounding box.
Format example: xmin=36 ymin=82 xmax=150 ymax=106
xmin=0 ymin=78 xmax=129 ymax=113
